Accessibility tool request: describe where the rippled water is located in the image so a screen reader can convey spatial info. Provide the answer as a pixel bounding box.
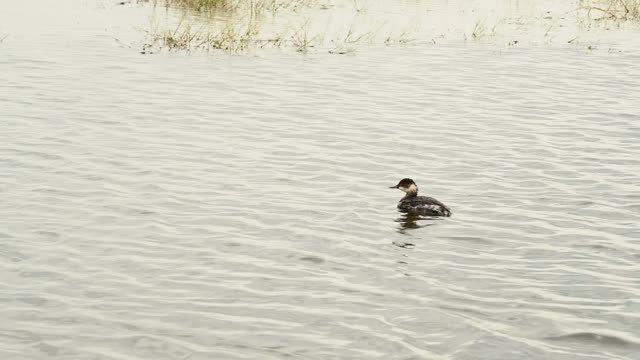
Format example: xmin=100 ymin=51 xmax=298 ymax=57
xmin=2 ymin=1 xmax=640 ymax=359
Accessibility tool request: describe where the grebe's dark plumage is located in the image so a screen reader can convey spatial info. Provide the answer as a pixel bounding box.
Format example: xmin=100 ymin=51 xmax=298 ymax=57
xmin=389 ymin=178 xmax=451 ymax=217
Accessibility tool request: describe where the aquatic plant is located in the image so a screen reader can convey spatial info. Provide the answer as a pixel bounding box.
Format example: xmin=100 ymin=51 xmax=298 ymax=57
xmin=144 ymin=16 xmax=265 ymax=53
xmin=143 ymin=0 xmax=331 ymax=53
xmin=291 ymin=22 xmax=321 ymax=53
xmin=162 ymin=0 xmax=229 ymax=11
xmin=384 ymin=30 xmax=415 ymax=45
xmin=471 ymin=21 xmax=485 ymax=39
xmin=468 ymin=19 xmax=501 ymax=41
xmin=155 ymin=0 xmax=320 ymax=12
xmin=142 ymin=0 xmax=388 ymax=54
xmin=141 ymin=0 xmax=640 ymax=55
xmin=580 ymin=0 xmax=640 ymax=20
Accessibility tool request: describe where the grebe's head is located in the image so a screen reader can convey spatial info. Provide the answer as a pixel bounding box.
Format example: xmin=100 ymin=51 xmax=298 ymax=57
xmin=389 ymin=178 xmax=418 ymax=193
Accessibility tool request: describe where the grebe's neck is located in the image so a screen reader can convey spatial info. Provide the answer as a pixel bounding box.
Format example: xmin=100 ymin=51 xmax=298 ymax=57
xmin=401 ymin=184 xmax=418 ymax=200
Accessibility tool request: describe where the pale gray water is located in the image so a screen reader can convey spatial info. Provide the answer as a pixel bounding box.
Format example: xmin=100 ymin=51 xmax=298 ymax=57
xmin=1 ymin=1 xmax=640 ymax=359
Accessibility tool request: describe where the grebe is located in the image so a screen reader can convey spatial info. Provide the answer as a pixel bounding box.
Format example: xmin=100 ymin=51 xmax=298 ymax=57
xmin=389 ymin=178 xmax=451 ymax=217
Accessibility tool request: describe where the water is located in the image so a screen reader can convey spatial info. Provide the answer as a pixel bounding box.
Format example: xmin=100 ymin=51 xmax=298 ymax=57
xmin=2 ymin=1 xmax=640 ymax=359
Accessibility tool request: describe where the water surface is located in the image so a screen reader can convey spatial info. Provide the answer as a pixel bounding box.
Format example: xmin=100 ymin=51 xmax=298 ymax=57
xmin=1 ymin=1 xmax=640 ymax=359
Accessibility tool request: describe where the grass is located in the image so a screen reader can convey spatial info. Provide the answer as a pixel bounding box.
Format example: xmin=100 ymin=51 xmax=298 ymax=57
xmin=144 ymin=19 xmax=374 ymax=54
xmin=144 ymin=16 xmax=266 ymax=53
xmin=144 ymin=0 xmax=327 ymax=53
xmin=471 ymin=21 xmax=485 ymax=39
xmin=384 ymin=30 xmax=414 ymax=45
xmin=144 ymin=12 xmax=330 ymax=53
xmin=291 ymin=22 xmax=321 ymax=53
xmin=469 ymin=19 xmax=500 ymax=40
xmin=162 ymin=0 xmax=229 ymax=11
xmin=141 ymin=0 xmax=640 ymax=55
xmin=142 ymin=0 xmax=390 ymax=54
xmin=155 ymin=0 xmax=320 ymax=13
xmin=580 ymin=0 xmax=640 ymax=20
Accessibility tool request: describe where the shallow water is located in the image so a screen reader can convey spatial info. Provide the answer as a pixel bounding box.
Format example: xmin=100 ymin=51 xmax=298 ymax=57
xmin=2 ymin=1 xmax=640 ymax=359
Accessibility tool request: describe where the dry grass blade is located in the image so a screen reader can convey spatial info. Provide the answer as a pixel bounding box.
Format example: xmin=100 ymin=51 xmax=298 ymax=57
xmin=580 ymin=0 xmax=640 ymax=20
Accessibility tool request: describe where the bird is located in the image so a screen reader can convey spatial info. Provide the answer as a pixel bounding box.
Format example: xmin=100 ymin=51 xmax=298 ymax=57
xmin=389 ymin=178 xmax=451 ymax=217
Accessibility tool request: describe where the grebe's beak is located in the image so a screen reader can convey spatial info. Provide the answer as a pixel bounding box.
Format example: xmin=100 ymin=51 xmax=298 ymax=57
xmin=389 ymin=185 xmax=398 ymax=189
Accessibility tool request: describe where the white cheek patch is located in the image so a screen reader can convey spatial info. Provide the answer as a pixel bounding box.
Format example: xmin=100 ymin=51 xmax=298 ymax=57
xmin=407 ymin=184 xmax=417 ymax=192
xmin=398 ymin=186 xmax=408 ymax=192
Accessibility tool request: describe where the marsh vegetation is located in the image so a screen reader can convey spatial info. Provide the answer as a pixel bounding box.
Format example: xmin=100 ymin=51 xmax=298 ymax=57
xmin=143 ymin=0 xmax=382 ymax=54
xmin=157 ymin=0 xmax=319 ymax=12
xmin=580 ymin=0 xmax=640 ymax=20
xmin=141 ymin=0 xmax=640 ymax=54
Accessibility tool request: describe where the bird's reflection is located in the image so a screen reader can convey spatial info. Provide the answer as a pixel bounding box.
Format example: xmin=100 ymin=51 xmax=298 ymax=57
xmin=392 ymin=212 xmax=444 ymax=249
xmin=392 ymin=212 xmax=444 ymax=273
xmin=394 ymin=212 xmax=438 ymax=235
